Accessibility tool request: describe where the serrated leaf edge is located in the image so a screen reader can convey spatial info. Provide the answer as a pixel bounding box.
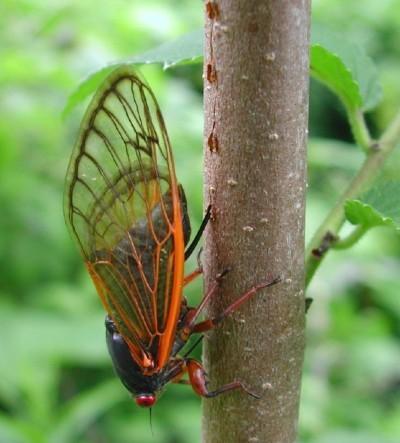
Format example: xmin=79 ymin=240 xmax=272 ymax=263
xmin=345 ymin=199 xmax=399 ymax=230
xmin=311 ymin=44 xmax=363 ymax=110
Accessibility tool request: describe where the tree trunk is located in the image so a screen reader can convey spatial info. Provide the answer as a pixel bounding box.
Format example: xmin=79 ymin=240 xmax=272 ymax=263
xmin=202 ymin=1 xmax=310 ymax=442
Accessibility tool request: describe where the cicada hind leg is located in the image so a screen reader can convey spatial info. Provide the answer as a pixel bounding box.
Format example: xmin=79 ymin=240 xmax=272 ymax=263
xmin=172 ymin=272 xmax=280 ymax=399
xmin=170 ymin=358 xmax=260 ymax=399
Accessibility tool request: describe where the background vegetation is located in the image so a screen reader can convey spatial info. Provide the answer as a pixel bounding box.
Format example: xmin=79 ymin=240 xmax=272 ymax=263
xmin=0 ymin=1 xmax=399 ymax=442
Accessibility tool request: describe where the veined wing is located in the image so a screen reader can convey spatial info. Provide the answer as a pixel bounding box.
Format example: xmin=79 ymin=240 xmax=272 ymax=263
xmin=64 ymin=67 xmax=189 ymax=372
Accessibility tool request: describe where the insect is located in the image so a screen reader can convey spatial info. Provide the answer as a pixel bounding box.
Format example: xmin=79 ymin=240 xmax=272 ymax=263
xmin=64 ymin=66 xmax=279 ymax=408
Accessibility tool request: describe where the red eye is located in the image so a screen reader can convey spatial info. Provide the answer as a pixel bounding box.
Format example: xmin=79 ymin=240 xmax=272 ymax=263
xmin=135 ymin=394 xmax=156 ymax=408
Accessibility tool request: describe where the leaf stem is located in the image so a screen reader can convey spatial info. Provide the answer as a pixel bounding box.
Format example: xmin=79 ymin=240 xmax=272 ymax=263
xmin=332 ymin=225 xmax=368 ymax=250
xmin=305 ymin=107 xmax=400 ymax=287
xmin=347 ymin=108 xmax=372 ymax=152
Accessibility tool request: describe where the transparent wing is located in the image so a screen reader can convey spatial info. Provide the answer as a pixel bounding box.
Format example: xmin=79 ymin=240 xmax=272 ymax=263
xmin=64 ymin=67 xmax=188 ymax=371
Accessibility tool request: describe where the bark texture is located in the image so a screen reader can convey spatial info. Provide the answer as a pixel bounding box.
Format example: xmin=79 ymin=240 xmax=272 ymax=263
xmin=202 ymin=1 xmax=310 ymax=442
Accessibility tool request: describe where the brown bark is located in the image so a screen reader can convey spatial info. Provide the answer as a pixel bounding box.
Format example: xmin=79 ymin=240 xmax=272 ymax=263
xmin=202 ymin=1 xmax=310 ymax=442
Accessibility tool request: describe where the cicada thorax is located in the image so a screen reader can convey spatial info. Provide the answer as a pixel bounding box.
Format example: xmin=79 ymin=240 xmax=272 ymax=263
xmin=85 ymin=162 xmax=191 ymax=372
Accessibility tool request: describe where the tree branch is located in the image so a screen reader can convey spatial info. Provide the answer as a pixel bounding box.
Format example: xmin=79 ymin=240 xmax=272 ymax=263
xmin=202 ymin=1 xmax=310 ymax=442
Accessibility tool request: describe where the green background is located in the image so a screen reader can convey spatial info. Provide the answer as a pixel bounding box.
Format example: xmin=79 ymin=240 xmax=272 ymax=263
xmin=0 ymin=1 xmax=399 ymax=442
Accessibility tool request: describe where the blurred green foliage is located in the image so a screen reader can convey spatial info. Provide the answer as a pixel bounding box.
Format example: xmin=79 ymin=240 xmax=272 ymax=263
xmin=0 ymin=1 xmax=399 ymax=442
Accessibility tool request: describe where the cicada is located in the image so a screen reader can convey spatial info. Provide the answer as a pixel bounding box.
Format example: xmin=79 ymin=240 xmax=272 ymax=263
xmin=64 ymin=66 xmax=279 ymax=407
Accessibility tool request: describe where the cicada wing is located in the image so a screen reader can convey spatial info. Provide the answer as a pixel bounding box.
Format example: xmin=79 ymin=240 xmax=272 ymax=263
xmin=64 ymin=67 xmax=187 ymax=370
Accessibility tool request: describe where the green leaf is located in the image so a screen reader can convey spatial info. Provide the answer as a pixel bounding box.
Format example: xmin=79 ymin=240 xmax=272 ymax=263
xmin=62 ymin=66 xmax=115 ymax=118
xmin=49 ymin=380 xmax=124 ymax=443
xmin=310 ymin=24 xmax=382 ymax=111
xmin=62 ymin=30 xmax=203 ymax=118
xmin=64 ymin=25 xmax=382 ymax=116
xmin=0 ymin=416 xmax=30 ymax=443
xmin=345 ymin=181 xmax=400 ymax=230
xmin=126 ymin=28 xmax=203 ymax=68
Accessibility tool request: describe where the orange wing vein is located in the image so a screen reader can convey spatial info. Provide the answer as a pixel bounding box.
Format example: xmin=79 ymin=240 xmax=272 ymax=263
xmin=64 ymin=67 xmax=189 ymax=373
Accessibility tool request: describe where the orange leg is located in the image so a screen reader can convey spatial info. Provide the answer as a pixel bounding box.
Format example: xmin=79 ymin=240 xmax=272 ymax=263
xmin=181 ymin=269 xmax=230 ymax=336
xmin=170 ymin=276 xmax=281 ymax=400
xmin=172 ymin=271 xmax=229 ymax=355
xmin=184 ymin=358 xmax=259 ymax=399
xmin=174 ymin=274 xmax=280 ymax=357
xmin=183 ymin=267 xmax=203 ymax=287
xmin=191 ymin=275 xmax=281 ymax=334
xmin=184 ymin=246 xmax=205 ymax=287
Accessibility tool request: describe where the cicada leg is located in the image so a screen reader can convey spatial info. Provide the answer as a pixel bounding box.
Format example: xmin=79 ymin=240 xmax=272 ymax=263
xmin=184 ymin=239 xmax=206 ymax=287
xmin=189 ymin=274 xmax=281 ymax=335
xmin=172 ymin=270 xmax=229 ymax=356
xmin=183 ymin=249 xmax=203 ymax=286
xmin=174 ymin=273 xmax=280 ymax=359
xmin=178 ymin=269 xmax=230 ymax=339
xmin=170 ymin=277 xmax=280 ymax=400
xmin=183 ymin=268 xmax=202 ymax=286
xmin=183 ymin=358 xmax=259 ymax=399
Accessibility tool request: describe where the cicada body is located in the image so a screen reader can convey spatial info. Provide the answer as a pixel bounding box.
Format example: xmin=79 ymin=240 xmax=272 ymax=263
xmin=64 ymin=67 xmax=279 ymax=407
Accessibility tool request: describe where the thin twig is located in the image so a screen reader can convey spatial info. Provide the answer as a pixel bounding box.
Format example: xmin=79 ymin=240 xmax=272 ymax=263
xmin=305 ymin=107 xmax=400 ymax=287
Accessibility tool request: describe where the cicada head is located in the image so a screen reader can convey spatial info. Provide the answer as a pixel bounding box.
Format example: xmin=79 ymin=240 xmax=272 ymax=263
xmin=134 ymin=393 xmax=157 ymax=408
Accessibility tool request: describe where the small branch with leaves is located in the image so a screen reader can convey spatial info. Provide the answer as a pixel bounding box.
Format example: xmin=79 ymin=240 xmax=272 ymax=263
xmin=306 ymin=26 xmax=400 ymax=287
